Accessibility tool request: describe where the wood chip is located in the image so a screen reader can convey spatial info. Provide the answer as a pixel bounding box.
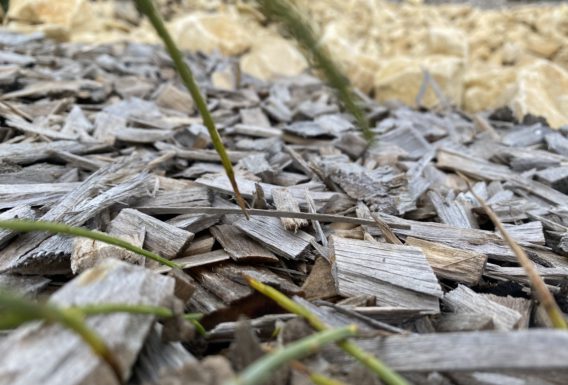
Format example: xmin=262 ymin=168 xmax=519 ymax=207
xmin=234 ymin=216 xmax=314 ymax=260
xmin=405 ymin=237 xmax=487 ymax=285
xmin=210 ymin=224 xmax=279 ymax=263
xmin=330 ymin=236 xmax=443 ymax=312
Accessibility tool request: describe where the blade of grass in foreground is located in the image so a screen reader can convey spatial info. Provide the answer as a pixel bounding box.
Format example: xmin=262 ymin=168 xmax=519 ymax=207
xmin=460 ymin=174 xmax=568 ymax=329
xmin=0 ymin=219 xmax=180 ymax=269
xmin=225 ymin=325 xmax=356 ymax=385
xmin=135 ymin=0 xmax=249 ymax=218
xmin=256 ymin=0 xmax=373 ymax=143
xmin=0 ymin=290 xmax=122 ymax=380
xmin=245 ymin=277 xmax=409 ymax=385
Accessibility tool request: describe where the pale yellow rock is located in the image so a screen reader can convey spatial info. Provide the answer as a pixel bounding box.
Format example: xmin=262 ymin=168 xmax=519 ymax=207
xmin=374 ymin=55 xmax=465 ymax=108
xmin=4 ymin=0 xmax=568 ymax=128
xmin=425 ymin=27 xmax=468 ymax=58
xmin=553 ymin=45 xmax=568 ymax=71
xmin=464 ymin=66 xmax=518 ymax=113
xmin=8 ymin=0 xmax=83 ymax=25
xmin=241 ymin=35 xmax=308 ymax=81
xmin=7 ymin=0 xmax=98 ymax=41
xmin=168 ymin=12 xmax=252 ymax=56
xmin=525 ymin=33 xmax=562 ymax=59
xmin=510 ymin=60 xmax=568 ymax=129
xmin=319 ymin=19 xmax=381 ymax=93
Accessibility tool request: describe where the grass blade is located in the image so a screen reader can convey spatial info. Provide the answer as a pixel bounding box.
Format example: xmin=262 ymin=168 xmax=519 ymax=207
xmin=460 ymin=173 xmax=567 ymax=329
xmin=245 ymin=277 xmax=409 ymax=385
xmin=225 ymin=325 xmax=356 ymax=385
xmin=0 ymin=219 xmax=180 ymax=269
xmin=0 ymin=290 xmax=122 ymax=380
xmin=135 ymin=0 xmax=249 ymax=218
xmin=256 ymin=0 xmax=373 ymax=143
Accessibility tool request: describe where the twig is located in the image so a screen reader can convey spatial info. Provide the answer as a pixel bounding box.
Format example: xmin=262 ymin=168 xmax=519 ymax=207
xmin=0 ymin=219 xmax=180 ymax=269
xmin=459 ymin=172 xmax=568 ymax=329
xmin=256 ymin=0 xmax=373 ymax=142
xmin=135 ymin=206 xmax=410 ymax=229
xmin=225 ymin=325 xmax=356 ymax=385
xmin=135 ymin=0 xmax=249 ymax=218
xmin=245 ymin=277 xmax=410 ymax=385
xmin=369 ymin=211 xmax=402 ymax=245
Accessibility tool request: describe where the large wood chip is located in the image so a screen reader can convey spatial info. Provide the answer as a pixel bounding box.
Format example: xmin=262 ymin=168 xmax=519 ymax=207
xmin=234 ymin=216 xmax=314 ymax=260
xmin=330 ymin=236 xmax=443 ymax=312
xmin=0 ymin=259 xmax=176 ymax=385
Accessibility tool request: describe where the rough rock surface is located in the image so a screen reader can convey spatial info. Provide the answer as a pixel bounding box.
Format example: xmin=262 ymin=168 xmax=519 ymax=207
xmin=3 ymin=0 xmax=568 ymax=127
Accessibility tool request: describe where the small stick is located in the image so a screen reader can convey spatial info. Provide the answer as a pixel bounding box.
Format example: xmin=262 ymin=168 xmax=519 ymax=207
xmin=135 ymin=206 xmax=410 ymax=229
xmin=369 ymin=211 xmax=402 ymax=245
xmin=458 ymin=172 xmax=567 ymax=329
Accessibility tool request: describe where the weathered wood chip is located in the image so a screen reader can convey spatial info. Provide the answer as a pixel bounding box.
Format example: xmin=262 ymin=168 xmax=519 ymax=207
xmin=0 ymin=183 xmax=79 ymax=209
xmin=330 ymin=236 xmax=443 ymax=312
xmin=0 ymin=259 xmax=176 ymax=385
xmin=271 ymin=188 xmax=308 ymax=232
xmin=0 ymin=162 xmax=154 ymax=274
xmin=405 ymin=237 xmax=487 ymax=285
xmin=110 ymin=209 xmax=194 ymax=260
xmin=0 ymin=206 xmax=36 ymax=247
xmin=71 ymin=213 xmax=146 ymax=274
xmin=134 ymin=187 xmax=211 ymax=214
xmin=327 ymin=329 xmax=568 ymax=373
xmin=443 ymin=285 xmax=522 ymax=331
xmin=210 ymin=224 xmax=279 ymax=263
xmin=234 ymin=216 xmax=314 ymax=260
xmin=196 ymin=173 xmax=337 ymax=209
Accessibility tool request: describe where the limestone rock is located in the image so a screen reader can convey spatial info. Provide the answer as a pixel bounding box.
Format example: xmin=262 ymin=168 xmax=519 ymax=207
xmin=464 ymin=66 xmax=518 ymax=113
xmin=510 ymin=60 xmax=568 ymax=129
xmin=169 ymin=13 xmax=252 ymax=56
xmin=8 ymin=0 xmax=86 ymax=25
xmin=426 ymin=27 xmax=468 ymax=58
xmin=241 ymin=35 xmax=308 ymax=81
xmin=373 ymin=55 xmax=465 ymax=108
xmin=7 ymin=0 xmax=97 ymax=41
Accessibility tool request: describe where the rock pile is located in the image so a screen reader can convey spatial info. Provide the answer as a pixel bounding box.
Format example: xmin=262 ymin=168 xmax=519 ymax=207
xmin=3 ymin=0 xmax=568 ymax=127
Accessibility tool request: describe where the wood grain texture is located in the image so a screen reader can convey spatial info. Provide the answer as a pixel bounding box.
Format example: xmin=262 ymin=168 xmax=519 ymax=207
xmin=0 ymin=259 xmax=176 ymax=385
xmin=330 ymin=236 xmax=442 ymax=312
xmin=234 ymin=216 xmax=313 ymax=260
xmin=443 ymin=285 xmax=521 ymax=331
xmin=271 ymin=188 xmax=308 ymax=231
xmin=111 ymin=209 xmax=194 ymax=260
xmin=0 ymin=161 xmax=154 ymax=274
xmin=405 ymin=237 xmax=487 ymax=285
xmin=325 ymin=329 xmax=568 ymax=373
xmin=210 ymin=224 xmax=279 ymax=263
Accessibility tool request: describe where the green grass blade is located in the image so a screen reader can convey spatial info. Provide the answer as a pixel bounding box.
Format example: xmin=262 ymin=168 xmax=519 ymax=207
xmin=135 ymin=0 xmax=249 ymax=218
xmin=225 ymin=325 xmax=357 ymax=385
xmin=0 ymin=219 xmax=180 ymax=269
xmin=246 ymin=277 xmax=409 ymax=385
xmin=256 ymin=0 xmax=373 ymax=143
xmin=0 ymin=290 xmax=122 ymax=380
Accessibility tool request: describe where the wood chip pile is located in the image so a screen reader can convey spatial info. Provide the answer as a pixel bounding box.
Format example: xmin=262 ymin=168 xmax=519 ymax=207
xmin=1 ymin=31 xmax=568 ymax=384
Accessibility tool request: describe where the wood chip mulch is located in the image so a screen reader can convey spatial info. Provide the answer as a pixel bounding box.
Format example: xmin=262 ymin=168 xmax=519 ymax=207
xmin=1 ymin=30 xmax=568 ymax=385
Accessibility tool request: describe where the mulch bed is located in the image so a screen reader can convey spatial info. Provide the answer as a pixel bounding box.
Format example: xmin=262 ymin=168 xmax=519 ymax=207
xmin=1 ymin=30 xmax=568 ymax=384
